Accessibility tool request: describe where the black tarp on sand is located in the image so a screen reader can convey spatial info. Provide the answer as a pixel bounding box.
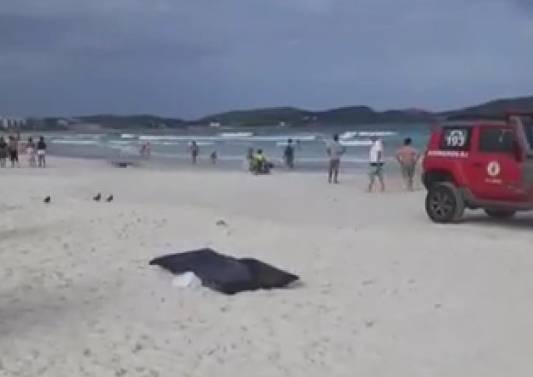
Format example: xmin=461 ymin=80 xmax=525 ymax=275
xmin=149 ymin=248 xmax=299 ymax=294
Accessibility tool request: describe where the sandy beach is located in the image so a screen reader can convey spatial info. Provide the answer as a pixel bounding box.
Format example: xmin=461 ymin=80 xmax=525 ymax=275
xmin=1 ymin=157 xmax=532 ymax=377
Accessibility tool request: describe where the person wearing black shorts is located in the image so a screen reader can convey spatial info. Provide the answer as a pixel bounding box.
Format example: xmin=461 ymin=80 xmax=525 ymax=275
xmin=0 ymin=136 xmax=7 ymax=168
xmin=8 ymin=136 xmax=19 ymax=168
xmin=37 ymin=136 xmax=47 ymax=168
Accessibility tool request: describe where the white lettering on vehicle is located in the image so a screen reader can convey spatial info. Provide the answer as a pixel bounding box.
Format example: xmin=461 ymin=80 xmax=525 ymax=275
xmin=487 ymin=161 xmax=501 ymax=177
xmin=445 ymin=129 xmax=467 ymax=148
xmin=426 ymin=150 xmax=469 ymax=158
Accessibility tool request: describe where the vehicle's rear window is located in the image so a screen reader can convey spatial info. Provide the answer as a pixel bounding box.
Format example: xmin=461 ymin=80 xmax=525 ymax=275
xmin=440 ymin=127 xmax=471 ymax=151
xmin=479 ymin=128 xmax=514 ymax=153
xmin=522 ymin=118 xmax=533 ymax=149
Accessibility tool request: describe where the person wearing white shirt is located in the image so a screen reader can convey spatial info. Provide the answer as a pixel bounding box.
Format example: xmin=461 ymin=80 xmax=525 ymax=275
xmin=326 ymin=134 xmax=346 ymax=184
xmin=368 ymin=137 xmax=385 ymax=192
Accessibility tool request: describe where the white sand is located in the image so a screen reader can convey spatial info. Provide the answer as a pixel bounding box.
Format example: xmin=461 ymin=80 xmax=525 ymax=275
xmin=0 ymin=157 xmax=532 ymax=377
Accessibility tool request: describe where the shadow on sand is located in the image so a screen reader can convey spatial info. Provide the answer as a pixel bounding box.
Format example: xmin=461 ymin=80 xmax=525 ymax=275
xmin=459 ymin=212 xmax=533 ymax=230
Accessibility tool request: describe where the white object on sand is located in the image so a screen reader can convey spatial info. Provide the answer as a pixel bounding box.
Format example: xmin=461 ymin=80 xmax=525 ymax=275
xmin=172 ymin=272 xmax=202 ymax=289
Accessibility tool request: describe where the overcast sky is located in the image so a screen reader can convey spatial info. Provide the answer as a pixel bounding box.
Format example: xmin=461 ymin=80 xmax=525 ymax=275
xmin=0 ymin=0 xmax=532 ymax=118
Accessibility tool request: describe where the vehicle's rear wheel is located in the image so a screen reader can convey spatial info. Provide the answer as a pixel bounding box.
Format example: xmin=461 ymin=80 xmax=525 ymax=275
xmin=425 ymin=182 xmax=465 ymax=223
xmin=484 ymin=209 xmax=516 ymax=219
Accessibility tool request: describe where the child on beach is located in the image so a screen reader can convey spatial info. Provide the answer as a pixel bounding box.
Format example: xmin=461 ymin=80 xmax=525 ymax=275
xmin=326 ymin=134 xmax=345 ymax=184
xmin=37 ymin=136 xmax=47 ymax=168
xmin=395 ymin=137 xmax=419 ymax=191
xmin=0 ymin=136 xmax=7 ymax=168
xmin=26 ymin=137 xmax=36 ymax=167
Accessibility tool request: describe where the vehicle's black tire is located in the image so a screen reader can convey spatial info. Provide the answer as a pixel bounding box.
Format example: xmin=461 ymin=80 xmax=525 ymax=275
xmin=425 ymin=182 xmax=465 ymax=223
xmin=484 ymin=209 xmax=516 ymax=219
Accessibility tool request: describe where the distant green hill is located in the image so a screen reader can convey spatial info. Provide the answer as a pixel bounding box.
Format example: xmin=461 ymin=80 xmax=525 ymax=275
xmin=24 ymin=114 xmax=185 ymax=131
xmin=199 ymin=107 xmax=311 ymax=127
xmin=200 ymin=105 xmax=434 ymax=127
xmin=75 ymin=114 xmax=186 ymax=129
xmin=15 ymin=95 xmax=533 ymax=130
xmin=443 ymin=96 xmax=533 ymax=120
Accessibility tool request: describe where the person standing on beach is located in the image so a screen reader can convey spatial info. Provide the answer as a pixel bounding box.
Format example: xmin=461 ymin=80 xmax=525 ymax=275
xmin=26 ymin=137 xmax=36 ymax=167
xmin=190 ymin=141 xmax=199 ymax=164
xmin=0 ymin=136 xmax=7 ymax=168
xmin=368 ymin=136 xmax=385 ymax=192
xmin=326 ymin=134 xmax=345 ymax=184
xmin=396 ymin=137 xmax=419 ymax=191
xmin=246 ymin=147 xmax=254 ymax=171
xmin=37 ymin=136 xmax=47 ymax=168
xmin=8 ymin=136 xmax=19 ymax=168
xmin=284 ymin=138 xmax=295 ymax=169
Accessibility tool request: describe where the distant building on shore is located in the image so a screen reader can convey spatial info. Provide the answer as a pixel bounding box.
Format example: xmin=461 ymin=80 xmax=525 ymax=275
xmin=1 ymin=117 xmax=26 ymax=130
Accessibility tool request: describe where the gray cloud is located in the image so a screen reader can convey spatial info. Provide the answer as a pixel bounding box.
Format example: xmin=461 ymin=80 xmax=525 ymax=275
xmin=0 ymin=0 xmax=531 ymax=118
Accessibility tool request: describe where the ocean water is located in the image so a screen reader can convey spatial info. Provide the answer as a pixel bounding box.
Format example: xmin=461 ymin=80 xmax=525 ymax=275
xmin=38 ymin=123 xmax=431 ymax=172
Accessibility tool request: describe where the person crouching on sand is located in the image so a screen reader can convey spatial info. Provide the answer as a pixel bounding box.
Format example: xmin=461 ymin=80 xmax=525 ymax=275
xmin=368 ymin=136 xmax=385 ymax=192
xmin=326 ymin=134 xmax=345 ymax=184
xmin=396 ymin=137 xmax=419 ymax=191
xmin=250 ymin=149 xmax=273 ymax=174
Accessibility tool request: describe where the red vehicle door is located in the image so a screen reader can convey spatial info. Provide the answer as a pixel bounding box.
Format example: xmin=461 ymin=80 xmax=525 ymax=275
xmin=467 ymin=126 xmax=524 ymax=201
xmin=510 ymin=115 xmax=533 ymax=200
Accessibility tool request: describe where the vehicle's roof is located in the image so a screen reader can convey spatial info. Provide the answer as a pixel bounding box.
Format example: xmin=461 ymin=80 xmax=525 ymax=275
xmin=440 ymin=120 xmax=508 ymax=128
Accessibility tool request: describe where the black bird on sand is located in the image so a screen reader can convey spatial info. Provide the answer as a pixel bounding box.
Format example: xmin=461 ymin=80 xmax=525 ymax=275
xmin=106 ymin=194 xmax=114 ymax=203
xmin=43 ymin=196 xmax=51 ymax=204
xmin=93 ymin=193 xmax=101 ymax=202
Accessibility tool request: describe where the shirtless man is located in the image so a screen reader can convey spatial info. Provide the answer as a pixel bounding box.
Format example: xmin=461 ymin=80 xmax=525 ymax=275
xmin=395 ymin=137 xmax=419 ymax=191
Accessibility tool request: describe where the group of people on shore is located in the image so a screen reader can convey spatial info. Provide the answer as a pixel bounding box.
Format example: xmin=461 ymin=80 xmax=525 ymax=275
xmin=0 ymin=135 xmax=47 ymax=168
xmin=325 ymin=134 xmax=419 ymax=191
xmin=148 ymin=135 xmax=419 ymax=190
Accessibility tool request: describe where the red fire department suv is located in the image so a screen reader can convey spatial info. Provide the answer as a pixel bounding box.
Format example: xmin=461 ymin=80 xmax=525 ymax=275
xmin=422 ymin=113 xmax=533 ymax=223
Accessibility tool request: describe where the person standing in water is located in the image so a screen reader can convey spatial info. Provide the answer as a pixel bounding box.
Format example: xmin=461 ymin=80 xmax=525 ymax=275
xmin=190 ymin=141 xmax=199 ymax=164
xmin=284 ymin=138 xmax=295 ymax=169
xmin=368 ymin=136 xmax=385 ymax=192
xmin=210 ymin=150 xmax=217 ymax=164
xmin=326 ymin=134 xmax=345 ymax=184
xmin=246 ymin=147 xmax=254 ymax=171
xmin=396 ymin=137 xmax=419 ymax=191
xmin=37 ymin=136 xmax=47 ymax=168
xmin=0 ymin=136 xmax=8 ymax=168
